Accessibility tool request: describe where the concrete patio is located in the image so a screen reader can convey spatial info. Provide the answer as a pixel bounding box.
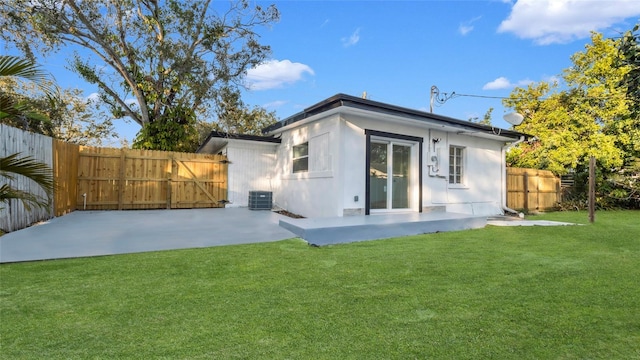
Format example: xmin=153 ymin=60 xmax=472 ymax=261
xmin=1 ymin=208 xmax=576 ymax=263
xmin=0 ymin=208 xmax=297 ymax=263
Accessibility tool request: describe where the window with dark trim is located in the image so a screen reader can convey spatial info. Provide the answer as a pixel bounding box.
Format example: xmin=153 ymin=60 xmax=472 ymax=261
xmin=292 ymin=142 xmax=309 ymax=173
xmin=449 ymin=146 xmax=464 ymax=184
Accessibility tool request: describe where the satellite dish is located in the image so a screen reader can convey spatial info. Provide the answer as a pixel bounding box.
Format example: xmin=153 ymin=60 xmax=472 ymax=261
xmin=503 ymin=112 xmax=524 ymax=126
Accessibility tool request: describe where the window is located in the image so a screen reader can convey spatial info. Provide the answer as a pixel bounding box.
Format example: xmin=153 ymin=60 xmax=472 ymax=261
xmin=449 ymin=146 xmax=464 ymax=184
xmin=292 ymin=142 xmax=309 ymax=173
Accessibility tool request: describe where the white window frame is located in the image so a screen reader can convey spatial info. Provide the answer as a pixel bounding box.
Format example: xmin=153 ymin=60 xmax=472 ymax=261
xmin=449 ymin=145 xmax=465 ymax=185
xmin=292 ymin=142 xmax=309 ymax=173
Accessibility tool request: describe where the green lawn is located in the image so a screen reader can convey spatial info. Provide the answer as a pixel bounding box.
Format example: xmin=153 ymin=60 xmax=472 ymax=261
xmin=1 ymin=211 xmax=639 ymax=359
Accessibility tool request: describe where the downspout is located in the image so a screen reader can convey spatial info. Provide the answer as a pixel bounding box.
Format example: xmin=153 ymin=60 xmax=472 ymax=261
xmin=501 ymin=136 xmax=525 ymax=217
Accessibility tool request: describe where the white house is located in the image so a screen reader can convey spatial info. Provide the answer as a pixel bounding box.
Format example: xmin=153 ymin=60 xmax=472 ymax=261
xmin=198 ymin=93 xmax=528 ymax=219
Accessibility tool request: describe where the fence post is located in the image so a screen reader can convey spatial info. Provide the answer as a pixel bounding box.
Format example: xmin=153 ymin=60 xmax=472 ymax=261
xmin=523 ymin=171 xmax=529 ymax=212
xmin=171 ymin=157 xmax=178 ymax=208
xmin=535 ymin=171 xmax=541 ymax=212
xmin=167 ymin=156 xmax=174 ymax=209
xmin=589 ymin=156 xmax=596 ymax=223
xmin=118 ymin=149 xmax=126 ymax=210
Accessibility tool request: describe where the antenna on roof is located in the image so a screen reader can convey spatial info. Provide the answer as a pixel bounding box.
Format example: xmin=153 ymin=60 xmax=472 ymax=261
xmin=362 ymin=91 xmax=367 ymax=99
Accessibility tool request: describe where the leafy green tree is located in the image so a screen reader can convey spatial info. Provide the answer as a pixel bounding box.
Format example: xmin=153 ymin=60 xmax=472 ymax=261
xmin=468 ymin=107 xmax=493 ymax=126
xmin=1 ymin=0 xmax=279 ymax=151
xmin=618 ymin=23 xmax=640 ymax=118
xmin=213 ymin=87 xmax=277 ymax=135
xmin=505 ymin=32 xmax=639 ymax=208
xmin=505 ymin=33 xmax=628 ymax=173
xmin=1 ymin=77 xmax=117 ymax=146
xmin=132 ymin=105 xmax=199 ymax=152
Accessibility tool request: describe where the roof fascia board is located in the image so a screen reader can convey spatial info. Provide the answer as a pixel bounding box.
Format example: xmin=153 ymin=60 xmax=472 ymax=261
xmin=342 ymin=107 xmax=522 ymax=142
xmin=263 ymin=108 xmax=342 ymax=135
xmin=197 ymin=131 xmax=281 ymax=153
xmin=262 ymin=93 xmax=529 ymax=141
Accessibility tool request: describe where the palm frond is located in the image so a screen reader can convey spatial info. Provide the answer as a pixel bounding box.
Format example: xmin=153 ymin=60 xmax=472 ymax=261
xmin=0 ymin=153 xmax=54 ymax=198
xmin=0 ymin=184 xmax=49 ymax=211
xmin=0 ymin=55 xmax=58 ymax=98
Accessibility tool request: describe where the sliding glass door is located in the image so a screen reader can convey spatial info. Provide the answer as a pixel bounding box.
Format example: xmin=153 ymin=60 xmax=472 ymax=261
xmin=369 ymin=141 xmax=412 ymax=211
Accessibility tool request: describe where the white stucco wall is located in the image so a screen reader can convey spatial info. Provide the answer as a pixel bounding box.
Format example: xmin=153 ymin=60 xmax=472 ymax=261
xmin=271 ymin=115 xmax=343 ymax=218
xmin=222 ymin=141 xmax=278 ymax=207
xmin=339 ymin=119 xmax=367 ymax=215
xmin=337 ymin=114 xmax=504 ymax=217
xmin=263 ymin=109 xmax=508 ymax=218
xmin=426 ymin=132 xmax=503 ymax=215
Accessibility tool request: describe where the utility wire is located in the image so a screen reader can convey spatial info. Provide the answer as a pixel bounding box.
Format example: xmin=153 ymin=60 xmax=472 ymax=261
xmin=436 ymin=91 xmax=628 ymax=103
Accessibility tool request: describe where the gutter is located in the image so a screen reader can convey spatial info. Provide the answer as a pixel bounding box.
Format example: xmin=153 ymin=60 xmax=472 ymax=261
xmin=501 ymin=136 xmax=526 ymax=217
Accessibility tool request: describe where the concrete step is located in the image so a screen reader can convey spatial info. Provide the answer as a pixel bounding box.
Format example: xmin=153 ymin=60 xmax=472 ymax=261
xmin=279 ymin=212 xmax=487 ymax=246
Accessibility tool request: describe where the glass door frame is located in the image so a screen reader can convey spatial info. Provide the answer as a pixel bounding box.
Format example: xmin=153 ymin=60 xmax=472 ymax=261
xmin=365 ymin=129 xmax=423 ymax=215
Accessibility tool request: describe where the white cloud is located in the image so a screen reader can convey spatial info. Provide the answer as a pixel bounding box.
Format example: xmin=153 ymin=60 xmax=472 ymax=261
xmin=342 ymin=28 xmax=361 ymax=47
xmin=498 ymin=0 xmax=640 ymax=45
xmin=87 ymin=92 xmax=101 ymax=104
xmin=263 ymin=100 xmax=288 ymax=109
xmin=544 ymin=75 xmax=561 ymax=84
xmin=483 ymin=77 xmax=512 ymax=90
xmin=459 ymin=16 xmax=482 ymax=36
xmin=482 ymin=77 xmax=533 ymax=90
xmin=459 ymin=24 xmax=474 ymax=36
xmin=245 ymin=60 xmax=315 ymax=91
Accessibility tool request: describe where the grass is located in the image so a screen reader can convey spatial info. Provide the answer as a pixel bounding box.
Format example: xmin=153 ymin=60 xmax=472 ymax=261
xmin=1 ymin=210 xmax=639 ymax=359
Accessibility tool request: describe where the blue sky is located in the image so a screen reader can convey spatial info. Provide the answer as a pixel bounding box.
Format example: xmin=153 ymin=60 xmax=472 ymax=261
xmin=5 ymin=0 xmax=640 ymax=146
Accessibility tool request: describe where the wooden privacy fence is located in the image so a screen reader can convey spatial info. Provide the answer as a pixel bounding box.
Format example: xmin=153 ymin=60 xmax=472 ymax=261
xmin=1 ymin=124 xmax=54 ymax=232
xmin=53 ymin=140 xmax=79 ymax=216
xmin=2 ymin=124 xmax=228 ymax=232
xmin=77 ymin=147 xmax=228 ymax=210
xmin=507 ymin=167 xmax=561 ymax=212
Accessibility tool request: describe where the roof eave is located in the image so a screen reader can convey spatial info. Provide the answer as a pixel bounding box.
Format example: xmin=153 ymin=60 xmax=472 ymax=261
xmin=197 ymin=131 xmax=281 ymax=153
xmin=262 ymin=93 xmax=530 ymax=141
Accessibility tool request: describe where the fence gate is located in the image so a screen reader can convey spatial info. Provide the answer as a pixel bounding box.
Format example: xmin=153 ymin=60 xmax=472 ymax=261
xmin=506 ymin=167 xmax=561 ymax=212
xmin=77 ymin=147 xmax=228 ymax=210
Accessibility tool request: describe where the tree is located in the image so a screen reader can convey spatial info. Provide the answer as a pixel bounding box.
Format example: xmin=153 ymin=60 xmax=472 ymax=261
xmin=1 ymin=0 xmax=279 ymax=151
xmin=213 ymin=87 xmax=277 ymax=135
xmin=0 ymin=56 xmax=54 ymax=214
xmin=1 ymin=76 xmax=118 ymax=146
xmin=504 ymin=33 xmax=629 ymax=174
xmin=0 ymin=153 xmax=54 ymax=212
xmin=0 ymin=55 xmax=57 ymax=132
xmin=468 ymin=107 xmax=493 ymax=126
xmin=504 ymin=32 xmax=639 ymax=208
xmin=618 ymin=23 xmax=640 ymax=118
